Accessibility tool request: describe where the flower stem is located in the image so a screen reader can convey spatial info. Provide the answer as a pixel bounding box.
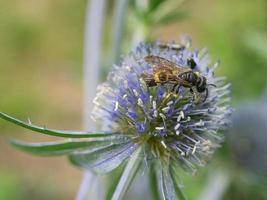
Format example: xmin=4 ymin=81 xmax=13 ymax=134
xmin=75 ymin=172 xmax=95 ymax=200
xmin=149 ymin=163 xmax=161 ymax=200
xmin=83 ymin=0 xmax=107 ymax=129
xmin=198 ymin=169 xmax=230 ymax=200
xmin=111 ymin=148 xmax=142 ymax=200
xmin=76 ymin=0 xmax=107 ymax=199
xmin=110 ymin=0 xmax=129 ymax=64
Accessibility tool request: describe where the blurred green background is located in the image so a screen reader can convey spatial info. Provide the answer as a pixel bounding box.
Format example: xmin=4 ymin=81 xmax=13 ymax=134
xmin=1 ymin=0 xmax=267 ymax=199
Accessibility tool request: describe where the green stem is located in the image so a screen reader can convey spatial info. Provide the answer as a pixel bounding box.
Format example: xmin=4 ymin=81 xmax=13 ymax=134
xmin=77 ymin=0 xmax=107 ymax=199
xmin=198 ymin=169 xmax=230 ymax=200
xmin=111 ymin=147 xmax=142 ymax=200
xmin=169 ymin=164 xmax=186 ymax=200
xmin=110 ymin=0 xmax=129 ymax=64
xmin=149 ymin=162 xmax=161 ymax=200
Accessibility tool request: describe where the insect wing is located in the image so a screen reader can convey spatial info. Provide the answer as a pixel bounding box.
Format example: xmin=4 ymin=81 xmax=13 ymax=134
xmin=144 ymin=56 xmax=189 ymax=74
xmin=144 ymin=55 xmax=176 ymax=72
xmin=144 ymin=55 xmax=193 ymax=87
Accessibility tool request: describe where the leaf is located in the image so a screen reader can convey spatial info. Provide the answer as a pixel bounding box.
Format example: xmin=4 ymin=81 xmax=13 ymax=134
xmin=242 ymin=31 xmax=267 ymax=62
xmin=69 ymin=142 xmax=138 ymax=174
xmin=9 ymin=139 xmax=120 ymax=156
xmin=0 ymin=112 xmax=116 ymax=138
xmin=156 ymin=10 xmax=188 ymax=25
xmin=170 ymin=164 xmax=186 ymax=200
xmin=111 ymin=147 xmax=142 ymax=200
xmin=105 ymin=165 xmax=125 ymax=200
xmin=149 ymin=0 xmax=185 ymax=24
xmin=148 ymin=0 xmax=166 ymax=13
xmin=161 ymin=164 xmax=176 ymax=200
xmin=161 ymin=162 xmax=186 ymax=200
xmin=149 ymin=162 xmax=161 ymax=200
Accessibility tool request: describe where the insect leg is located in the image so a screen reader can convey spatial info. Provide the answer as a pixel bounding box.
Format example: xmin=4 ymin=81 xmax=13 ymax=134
xmin=171 ymin=84 xmax=179 ymax=93
xmin=202 ymin=84 xmax=216 ymax=102
xmin=190 ymin=88 xmax=193 ymax=94
xmin=208 ymin=83 xmax=217 ymax=88
xmin=203 ymin=88 xmax=209 ymax=102
xmin=189 ymin=88 xmax=195 ymax=101
xmin=190 ymin=87 xmax=201 ymax=104
xmin=175 ymin=85 xmax=181 ymax=94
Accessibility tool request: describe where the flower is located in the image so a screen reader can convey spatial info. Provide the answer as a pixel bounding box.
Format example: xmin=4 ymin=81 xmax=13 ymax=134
xmin=0 ymin=37 xmax=232 ymax=199
xmin=77 ymin=38 xmax=231 ymax=199
xmin=88 ymin=38 xmax=231 ymax=173
xmin=228 ymin=92 xmax=267 ymax=179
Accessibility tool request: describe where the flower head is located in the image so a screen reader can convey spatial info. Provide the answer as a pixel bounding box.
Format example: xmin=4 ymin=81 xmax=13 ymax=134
xmin=90 ymin=38 xmax=232 ymax=174
xmin=1 ymin=37 xmax=232 ymax=200
xmin=228 ymin=93 xmax=267 ymax=179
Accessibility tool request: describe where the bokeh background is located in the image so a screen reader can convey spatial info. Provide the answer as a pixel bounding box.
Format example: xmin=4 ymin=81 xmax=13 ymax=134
xmin=1 ymin=0 xmax=267 ymax=199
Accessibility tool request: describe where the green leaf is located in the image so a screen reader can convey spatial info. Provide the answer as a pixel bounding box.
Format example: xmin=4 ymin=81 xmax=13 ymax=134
xmin=9 ymin=139 xmax=116 ymax=156
xmin=0 ymin=112 xmax=115 ymax=138
xmin=242 ymin=31 xmax=267 ymax=62
xmin=156 ymin=10 xmax=188 ymax=25
xmin=111 ymin=147 xmax=142 ymax=200
xmin=105 ymin=165 xmax=125 ymax=200
xmin=161 ymin=162 xmax=186 ymax=200
xmin=148 ymin=0 xmax=165 ymax=12
xmin=149 ymin=0 xmax=185 ymax=23
xmin=170 ymin=163 xmax=186 ymax=200
xmin=149 ymin=162 xmax=161 ymax=200
xmin=69 ymin=142 xmax=138 ymax=174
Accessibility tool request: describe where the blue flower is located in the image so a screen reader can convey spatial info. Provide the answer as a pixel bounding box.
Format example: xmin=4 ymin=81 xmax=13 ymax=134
xmin=228 ymin=92 xmax=267 ymax=179
xmin=1 ymin=38 xmax=232 ymax=200
xmin=90 ymin=40 xmax=232 ymax=174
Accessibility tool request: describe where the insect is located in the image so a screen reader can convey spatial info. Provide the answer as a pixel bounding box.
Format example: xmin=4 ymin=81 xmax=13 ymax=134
xmin=158 ymin=43 xmax=186 ymax=51
xmin=158 ymin=37 xmax=191 ymax=52
xmin=157 ymin=42 xmax=197 ymax=69
xmin=141 ymin=55 xmax=215 ymax=103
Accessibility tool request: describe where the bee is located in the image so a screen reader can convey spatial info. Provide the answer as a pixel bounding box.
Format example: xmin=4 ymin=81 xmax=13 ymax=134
xmin=158 ymin=37 xmax=192 ymax=52
xmin=141 ymin=55 xmax=215 ymax=103
xmin=157 ymin=42 xmax=197 ymax=69
xmin=158 ymin=43 xmax=186 ymax=51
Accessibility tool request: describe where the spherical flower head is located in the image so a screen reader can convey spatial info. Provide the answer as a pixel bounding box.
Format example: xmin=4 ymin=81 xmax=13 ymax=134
xmin=92 ymin=38 xmax=232 ymax=173
xmin=228 ymin=94 xmax=267 ymax=179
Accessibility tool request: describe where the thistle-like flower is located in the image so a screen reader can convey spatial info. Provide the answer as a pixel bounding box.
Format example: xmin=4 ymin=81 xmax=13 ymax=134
xmin=89 ymin=39 xmax=231 ymax=165
xmin=0 ymin=38 xmax=232 ymax=199
xmin=228 ymin=93 xmax=267 ymax=179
